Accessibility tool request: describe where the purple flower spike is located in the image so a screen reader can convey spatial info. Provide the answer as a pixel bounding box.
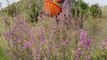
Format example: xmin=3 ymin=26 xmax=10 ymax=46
xmin=85 ymin=38 xmax=91 ymax=49
xmin=80 ymin=30 xmax=91 ymax=49
xmin=80 ymin=31 xmax=87 ymax=43
xmin=23 ymin=41 xmax=32 ymax=49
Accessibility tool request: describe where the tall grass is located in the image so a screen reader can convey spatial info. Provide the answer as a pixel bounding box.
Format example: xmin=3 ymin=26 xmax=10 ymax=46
xmin=0 ymin=0 xmax=107 ymax=60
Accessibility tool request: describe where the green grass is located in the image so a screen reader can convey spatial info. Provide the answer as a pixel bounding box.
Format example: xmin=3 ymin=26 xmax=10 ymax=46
xmin=0 ymin=46 xmax=10 ymax=60
xmin=0 ymin=15 xmax=10 ymax=60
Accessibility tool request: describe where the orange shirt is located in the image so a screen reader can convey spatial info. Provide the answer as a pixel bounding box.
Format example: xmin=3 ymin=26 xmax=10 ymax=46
xmin=44 ymin=0 xmax=62 ymax=16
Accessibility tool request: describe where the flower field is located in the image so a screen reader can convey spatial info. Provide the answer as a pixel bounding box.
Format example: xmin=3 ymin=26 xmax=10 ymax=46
xmin=0 ymin=0 xmax=107 ymax=60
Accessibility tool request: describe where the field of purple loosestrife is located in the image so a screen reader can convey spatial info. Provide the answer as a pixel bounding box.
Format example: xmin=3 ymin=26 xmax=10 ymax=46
xmin=0 ymin=0 xmax=107 ymax=60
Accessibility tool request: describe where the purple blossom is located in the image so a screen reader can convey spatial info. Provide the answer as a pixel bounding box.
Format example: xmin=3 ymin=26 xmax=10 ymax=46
xmin=80 ymin=30 xmax=91 ymax=49
xmin=3 ymin=15 xmax=37 ymax=59
xmin=23 ymin=41 xmax=32 ymax=49
xmin=51 ymin=44 xmax=58 ymax=49
xmin=4 ymin=31 xmax=13 ymax=40
xmin=85 ymin=38 xmax=91 ymax=49
xmin=39 ymin=29 xmax=46 ymax=45
xmin=56 ymin=0 xmax=72 ymax=28
xmin=62 ymin=40 xmax=70 ymax=46
xmin=80 ymin=31 xmax=87 ymax=43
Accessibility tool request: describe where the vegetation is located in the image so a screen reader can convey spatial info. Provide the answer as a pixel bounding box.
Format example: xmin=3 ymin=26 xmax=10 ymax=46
xmin=0 ymin=0 xmax=107 ymax=60
xmin=72 ymin=0 xmax=102 ymax=29
xmin=28 ymin=2 xmax=39 ymax=22
xmin=90 ymin=4 xmax=102 ymax=18
xmin=6 ymin=4 xmax=17 ymax=17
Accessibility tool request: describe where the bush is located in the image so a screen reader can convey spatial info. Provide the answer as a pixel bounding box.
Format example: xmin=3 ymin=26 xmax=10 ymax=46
xmin=27 ymin=0 xmax=43 ymax=23
xmin=72 ymin=0 xmax=89 ymax=17
xmin=28 ymin=2 xmax=39 ymax=22
xmin=6 ymin=4 xmax=17 ymax=17
xmin=72 ymin=0 xmax=89 ymax=29
xmin=90 ymin=4 xmax=102 ymax=18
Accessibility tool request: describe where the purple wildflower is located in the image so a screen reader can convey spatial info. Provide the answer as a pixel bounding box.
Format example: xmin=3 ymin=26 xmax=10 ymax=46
xmin=85 ymin=38 xmax=91 ymax=49
xmin=23 ymin=41 xmax=32 ymax=49
xmin=39 ymin=29 xmax=46 ymax=45
xmin=80 ymin=30 xmax=91 ymax=49
xmin=80 ymin=31 xmax=87 ymax=43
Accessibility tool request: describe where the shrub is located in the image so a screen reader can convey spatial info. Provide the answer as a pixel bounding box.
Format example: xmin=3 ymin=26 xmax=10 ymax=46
xmin=4 ymin=15 xmax=35 ymax=60
xmin=72 ymin=0 xmax=89 ymax=29
xmin=28 ymin=2 xmax=39 ymax=22
xmin=27 ymin=0 xmax=43 ymax=23
xmin=6 ymin=4 xmax=17 ymax=17
xmin=3 ymin=14 xmax=73 ymax=60
xmin=90 ymin=4 xmax=102 ymax=18
xmin=72 ymin=0 xmax=89 ymax=17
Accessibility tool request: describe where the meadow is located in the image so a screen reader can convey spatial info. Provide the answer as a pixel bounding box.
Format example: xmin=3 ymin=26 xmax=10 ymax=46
xmin=0 ymin=0 xmax=107 ymax=60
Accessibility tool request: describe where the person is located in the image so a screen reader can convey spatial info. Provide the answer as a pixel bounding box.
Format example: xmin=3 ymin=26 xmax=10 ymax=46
xmin=43 ymin=0 xmax=65 ymax=16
